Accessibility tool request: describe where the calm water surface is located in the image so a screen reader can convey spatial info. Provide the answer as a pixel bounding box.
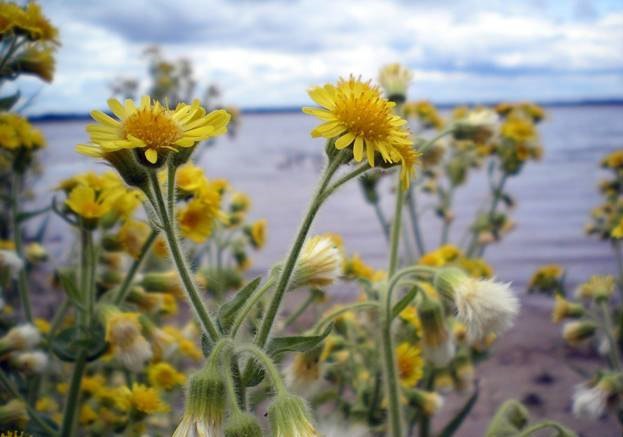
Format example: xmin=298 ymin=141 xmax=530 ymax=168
xmin=33 ymin=106 xmax=623 ymax=296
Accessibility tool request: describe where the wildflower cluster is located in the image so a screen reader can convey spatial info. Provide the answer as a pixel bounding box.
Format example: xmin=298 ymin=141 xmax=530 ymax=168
xmin=530 ymin=148 xmax=623 ymax=424
xmin=0 ymin=14 xmax=574 ymax=434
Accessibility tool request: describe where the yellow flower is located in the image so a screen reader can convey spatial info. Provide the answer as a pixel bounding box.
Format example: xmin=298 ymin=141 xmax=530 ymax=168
xmin=65 ymin=184 xmax=114 ymax=219
xmin=163 ymin=326 xmax=202 ymax=361
xmin=33 ymin=317 xmax=50 ymax=334
xmin=79 ymin=404 xmax=97 ymax=425
xmin=343 ymin=253 xmax=376 ymax=281
xmin=230 ymin=191 xmax=251 ymax=213
xmin=403 ymin=100 xmax=444 ymax=129
xmin=399 ymin=306 xmax=423 ymax=336
xmin=0 ymin=124 xmax=19 ymax=150
xmin=117 ymin=219 xmax=150 ymax=258
xmin=303 ymin=76 xmax=417 ymax=187
xmin=117 ymin=383 xmax=170 ymax=414
xmin=56 ymin=382 xmax=68 ymax=395
xmin=577 ymin=275 xmax=616 ymax=300
xmin=247 ymin=219 xmax=267 ymax=249
xmin=395 ymin=342 xmax=424 ymax=387
xmin=177 ymin=197 xmax=217 ymax=243
xmin=611 ymin=217 xmax=623 ymax=239
xmin=552 ymin=295 xmax=584 ymax=323
xmin=17 ymin=2 xmax=59 ymax=43
xmin=0 ymin=113 xmax=46 ymax=151
xmin=501 ymin=115 xmax=537 ymax=144
xmin=103 ymin=308 xmax=153 ymax=372
xmin=35 ymin=396 xmax=58 ymax=414
xmin=147 ymin=362 xmax=186 ymax=390
xmin=81 ymin=374 xmax=106 ymax=396
xmin=77 ymin=96 xmax=230 ymax=165
xmin=109 ymin=187 xmax=143 ymax=219
xmin=602 ymin=150 xmax=623 ymax=170
xmin=11 ymin=46 xmax=55 ymax=82
xmin=175 ymin=162 xmax=206 ymax=192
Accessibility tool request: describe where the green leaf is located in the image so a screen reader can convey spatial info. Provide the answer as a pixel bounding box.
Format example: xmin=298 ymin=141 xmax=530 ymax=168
xmin=391 ymin=287 xmax=418 ymax=319
xmin=57 ymin=269 xmax=85 ymax=311
xmin=51 ymin=324 xmax=107 ymax=363
xmin=217 ymin=277 xmax=261 ymax=333
xmin=17 ymin=205 xmax=51 ymax=223
xmin=438 ymin=385 xmax=479 ymax=437
xmin=266 ymin=323 xmax=333 ymax=358
xmin=0 ymin=91 xmax=20 ymax=111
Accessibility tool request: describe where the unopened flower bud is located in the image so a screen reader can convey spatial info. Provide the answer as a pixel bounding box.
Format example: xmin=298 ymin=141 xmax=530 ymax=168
xmin=408 ymin=389 xmax=444 ymax=416
xmin=417 ymin=295 xmax=455 ymax=365
xmin=286 ymin=235 xmax=343 ymax=291
xmin=0 ymin=399 xmax=28 ymax=429
xmin=268 ymin=393 xmax=318 ymax=437
xmin=173 ymin=365 xmax=227 ymax=436
xmin=224 ymin=411 xmax=263 ymax=437
xmin=562 ymin=320 xmax=597 ymax=346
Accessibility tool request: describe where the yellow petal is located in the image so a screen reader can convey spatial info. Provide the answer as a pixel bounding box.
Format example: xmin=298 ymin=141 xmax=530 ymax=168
xmin=335 ymin=132 xmax=355 ymax=150
xmin=107 ymin=99 xmax=126 ymax=119
xmin=91 ymin=110 xmax=119 ymax=127
xmin=145 ymin=148 xmax=158 ymax=164
xmin=353 ymin=136 xmax=364 ymax=161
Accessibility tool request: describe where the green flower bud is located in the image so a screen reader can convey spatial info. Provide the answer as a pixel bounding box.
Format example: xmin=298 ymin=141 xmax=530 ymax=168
xmin=224 ymin=411 xmax=263 ymax=437
xmin=268 ymin=393 xmax=318 ymax=437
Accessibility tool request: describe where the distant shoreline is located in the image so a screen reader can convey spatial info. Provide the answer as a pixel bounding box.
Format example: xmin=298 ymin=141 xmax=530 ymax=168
xmin=29 ymin=98 xmax=623 ymax=122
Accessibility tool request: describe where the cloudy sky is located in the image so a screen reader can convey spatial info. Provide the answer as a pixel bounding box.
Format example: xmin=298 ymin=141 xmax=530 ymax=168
xmin=16 ymin=0 xmax=623 ymax=114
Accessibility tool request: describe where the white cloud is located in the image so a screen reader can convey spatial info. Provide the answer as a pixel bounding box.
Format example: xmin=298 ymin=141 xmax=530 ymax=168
xmin=20 ymin=0 xmax=623 ymax=114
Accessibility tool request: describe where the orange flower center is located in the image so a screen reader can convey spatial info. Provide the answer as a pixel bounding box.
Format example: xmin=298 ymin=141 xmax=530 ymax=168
xmin=122 ymin=108 xmax=181 ymax=149
xmin=333 ymin=81 xmax=393 ymax=141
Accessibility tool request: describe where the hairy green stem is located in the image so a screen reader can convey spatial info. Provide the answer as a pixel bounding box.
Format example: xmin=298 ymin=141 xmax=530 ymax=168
xmin=406 ymin=186 xmax=426 ymax=256
xmin=373 ymin=201 xmax=391 ymax=241
xmin=59 ymin=351 xmax=87 ymax=437
xmin=380 ymin=283 xmax=403 ymax=437
xmin=148 ymin=171 xmax=219 ymax=342
xmin=313 ymin=301 xmax=379 ymax=334
xmin=253 ymin=153 xmax=344 ymax=348
xmin=113 ymin=229 xmax=159 ymax=305
xmin=236 ymin=343 xmax=288 ymax=395
xmin=440 ymin=185 xmax=455 ymax=246
xmin=230 ymin=277 xmax=276 ymax=338
xmin=515 ymin=421 xmax=572 ymax=437
xmin=613 ymin=240 xmax=623 ymax=301
xmin=388 ymin=182 xmax=406 ymax=276
xmin=11 ymin=174 xmax=32 ymax=322
xmin=283 ymin=290 xmax=316 ymax=329
xmin=600 ymin=300 xmax=622 ymax=371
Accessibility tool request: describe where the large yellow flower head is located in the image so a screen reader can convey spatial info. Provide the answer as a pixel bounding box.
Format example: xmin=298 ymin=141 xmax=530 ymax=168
xmin=78 ymin=96 xmax=230 ymax=166
xmin=303 ymin=76 xmax=418 ymax=187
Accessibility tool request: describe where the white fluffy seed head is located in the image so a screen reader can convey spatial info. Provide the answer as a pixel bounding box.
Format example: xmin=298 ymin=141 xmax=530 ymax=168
xmin=12 ymin=350 xmax=48 ymax=374
xmin=453 ymin=277 xmax=519 ymax=342
xmin=0 ymin=249 xmax=24 ymax=278
xmin=2 ymin=324 xmax=41 ymax=351
xmin=572 ymin=384 xmax=607 ymax=419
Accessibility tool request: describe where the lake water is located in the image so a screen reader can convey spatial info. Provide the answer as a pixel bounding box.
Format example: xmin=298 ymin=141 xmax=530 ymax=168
xmin=33 ymin=106 xmax=623 ymax=296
